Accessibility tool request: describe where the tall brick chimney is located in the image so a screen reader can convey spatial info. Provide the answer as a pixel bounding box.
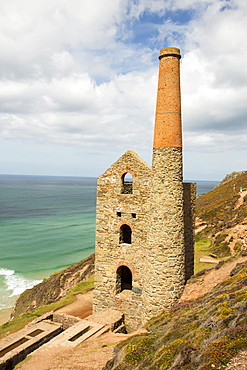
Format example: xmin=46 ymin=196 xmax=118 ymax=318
xmin=153 ymin=47 xmax=182 ymax=149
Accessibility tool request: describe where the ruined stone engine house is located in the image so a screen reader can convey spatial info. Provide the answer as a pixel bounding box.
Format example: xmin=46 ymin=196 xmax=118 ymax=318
xmin=93 ymin=47 xmax=196 ymax=332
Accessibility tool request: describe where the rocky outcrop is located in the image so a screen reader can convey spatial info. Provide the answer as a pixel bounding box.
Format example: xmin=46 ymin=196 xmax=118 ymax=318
xmin=11 ymin=254 xmax=95 ymax=319
xmin=216 ymin=170 xmax=246 ymax=187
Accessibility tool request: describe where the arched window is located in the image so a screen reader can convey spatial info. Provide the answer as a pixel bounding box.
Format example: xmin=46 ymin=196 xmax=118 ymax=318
xmin=121 ymin=172 xmax=133 ymax=194
xmin=116 ymin=266 xmax=132 ymax=292
xmin=119 ymin=224 xmax=132 ymax=244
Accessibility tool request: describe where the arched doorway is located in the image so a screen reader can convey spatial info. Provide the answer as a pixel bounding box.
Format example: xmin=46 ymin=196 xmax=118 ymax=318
xmin=116 ymin=265 xmax=132 ymax=293
xmin=119 ymin=224 xmax=132 ymax=244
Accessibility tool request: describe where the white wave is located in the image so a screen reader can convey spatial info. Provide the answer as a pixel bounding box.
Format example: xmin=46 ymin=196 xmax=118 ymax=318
xmin=0 ymin=268 xmax=15 ymax=276
xmin=4 ymin=272 xmax=42 ymax=297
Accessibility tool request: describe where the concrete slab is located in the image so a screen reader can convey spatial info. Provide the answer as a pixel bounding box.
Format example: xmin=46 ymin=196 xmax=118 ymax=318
xmin=200 ymin=255 xmax=221 ymax=264
xmin=45 ymin=319 xmax=106 ymax=348
xmin=0 ymin=309 xmax=123 ymax=369
xmin=0 ymin=321 xmax=62 ymax=370
xmin=86 ymin=309 xmax=124 ymax=331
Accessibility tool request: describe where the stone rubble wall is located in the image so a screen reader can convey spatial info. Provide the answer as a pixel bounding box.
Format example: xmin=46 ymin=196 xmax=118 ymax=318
xmin=183 ymin=182 xmax=196 ymax=282
xmin=93 ymin=148 xmax=195 ymax=331
xmin=93 ymin=151 xmax=152 ymax=331
xmin=143 ymin=147 xmax=185 ymax=322
xmin=52 ymin=313 xmax=81 ymax=330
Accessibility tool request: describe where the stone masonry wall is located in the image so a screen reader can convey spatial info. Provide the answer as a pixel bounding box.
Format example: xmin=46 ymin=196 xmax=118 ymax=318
xmin=143 ymin=147 xmax=185 ymax=322
xmin=183 ymin=182 xmax=196 ymax=282
xmin=93 ymin=148 xmax=195 ymax=330
xmin=93 ymin=150 xmax=152 ymax=331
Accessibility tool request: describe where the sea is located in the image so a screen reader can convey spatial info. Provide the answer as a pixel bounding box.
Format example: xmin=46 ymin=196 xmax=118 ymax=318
xmin=0 ymin=175 xmax=219 ymax=315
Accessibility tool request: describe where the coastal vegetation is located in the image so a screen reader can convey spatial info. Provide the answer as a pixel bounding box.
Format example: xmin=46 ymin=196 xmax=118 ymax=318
xmin=104 ymin=261 xmax=247 ymax=369
xmin=196 ymin=171 xmax=247 ymax=239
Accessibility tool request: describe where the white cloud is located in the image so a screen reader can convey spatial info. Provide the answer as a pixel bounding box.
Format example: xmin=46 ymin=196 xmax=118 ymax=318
xmin=0 ymin=0 xmax=247 ymax=179
xmin=180 ymin=1 xmax=247 ymax=145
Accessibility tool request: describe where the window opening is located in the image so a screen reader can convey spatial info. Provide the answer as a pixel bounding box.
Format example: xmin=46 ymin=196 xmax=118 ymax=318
xmin=121 ymin=172 xmax=133 ymax=194
xmin=119 ymin=224 xmax=132 ymax=244
xmin=117 ymin=212 xmax=122 ymax=217
xmin=116 ymin=266 xmax=132 ymax=292
xmin=132 ymin=213 xmax=136 ymax=218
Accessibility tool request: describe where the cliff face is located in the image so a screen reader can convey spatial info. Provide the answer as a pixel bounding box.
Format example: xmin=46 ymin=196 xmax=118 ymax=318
xmin=12 ymin=253 xmax=94 ymax=318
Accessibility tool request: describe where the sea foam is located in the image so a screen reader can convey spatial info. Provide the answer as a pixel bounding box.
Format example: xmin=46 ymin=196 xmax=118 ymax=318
xmin=0 ymin=267 xmax=42 ymax=298
xmin=0 ymin=268 xmax=15 ymax=276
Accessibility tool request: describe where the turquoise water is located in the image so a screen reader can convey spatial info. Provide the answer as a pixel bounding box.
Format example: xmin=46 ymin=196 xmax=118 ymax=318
xmin=0 ymin=175 xmax=218 ymax=311
xmin=0 ymin=175 xmax=97 ymax=310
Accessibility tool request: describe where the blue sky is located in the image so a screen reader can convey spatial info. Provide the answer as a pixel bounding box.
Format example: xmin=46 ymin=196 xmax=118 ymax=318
xmin=0 ymin=0 xmax=247 ymax=180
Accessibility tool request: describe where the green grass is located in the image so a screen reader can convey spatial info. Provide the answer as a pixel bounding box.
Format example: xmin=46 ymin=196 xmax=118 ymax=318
xmin=194 ymin=237 xmax=214 ymax=274
xmin=0 ymin=275 xmax=94 ymax=340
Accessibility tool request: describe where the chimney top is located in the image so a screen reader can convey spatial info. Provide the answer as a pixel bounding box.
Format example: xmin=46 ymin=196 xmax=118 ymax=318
xmin=159 ymin=47 xmax=181 ymax=60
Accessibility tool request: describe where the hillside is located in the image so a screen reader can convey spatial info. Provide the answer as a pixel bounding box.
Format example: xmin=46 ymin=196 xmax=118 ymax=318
xmin=103 ymin=260 xmax=247 ymax=370
xmin=196 ymin=171 xmax=247 ymax=260
xmin=216 ymin=171 xmax=246 ymax=188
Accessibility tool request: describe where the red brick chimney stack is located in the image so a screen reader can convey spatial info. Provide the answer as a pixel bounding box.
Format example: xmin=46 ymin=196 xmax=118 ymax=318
xmin=153 ymin=47 xmax=182 ymax=149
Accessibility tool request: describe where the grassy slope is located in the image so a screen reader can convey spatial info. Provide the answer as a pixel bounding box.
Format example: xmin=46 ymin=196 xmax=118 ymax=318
xmin=104 ymin=262 xmax=247 ymax=370
xmin=194 ymin=237 xmax=212 ymax=274
xmin=196 ymin=171 xmax=247 ymax=234
xmin=194 ymin=172 xmax=247 ymax=267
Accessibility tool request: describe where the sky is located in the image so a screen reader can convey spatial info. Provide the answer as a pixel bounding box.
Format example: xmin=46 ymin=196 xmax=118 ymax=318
xmin=0 ymin=0 xmax=247 ymax=181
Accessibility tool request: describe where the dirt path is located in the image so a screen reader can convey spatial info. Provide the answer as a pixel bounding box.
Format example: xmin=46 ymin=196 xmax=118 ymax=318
xmin=18 ymin=328 xmax=146 ymax=370
xmin=55 ymin=290 xmax=93 ymax=318
xmin=181 ymin=256 xmax=247 ymax=301
xmin=234 ymin=190 xmax=247 ymax=209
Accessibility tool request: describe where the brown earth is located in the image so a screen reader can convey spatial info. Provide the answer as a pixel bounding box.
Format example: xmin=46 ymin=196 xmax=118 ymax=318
xmin=181 ymin=256 xmax=247 ymax=301
xmin=17 ymin=329 xmax=147 ymax=370
xmin=55 ymin=290 xmax=93 ymax=319
xmin=234 ymin=190 xmax=247 ymax=210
